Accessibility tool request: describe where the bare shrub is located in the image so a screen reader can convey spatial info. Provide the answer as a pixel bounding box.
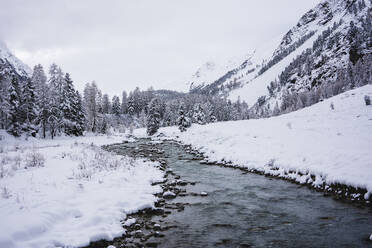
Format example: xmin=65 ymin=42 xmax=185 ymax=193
xmin=330 ymin=102 xmax=335 ymax=110
xmin=365 ymin=95 xmax=371 ymax=106
xmin=25 ymin=150 xmax=45 ymax=168
xmin=13 ymin=155 xmax=22 ymax=169
xmin=0 ymin=165 xmax=5 ymax=178
xmin=2 ymin=187 xmax=11 ymax=199
xmin=1 ymin=155 xmax=11 ymax=166
xmin=266 ymin=159 xmax=276 ymax=168
xmin=75 ymin=161 xmax=93 ymax=180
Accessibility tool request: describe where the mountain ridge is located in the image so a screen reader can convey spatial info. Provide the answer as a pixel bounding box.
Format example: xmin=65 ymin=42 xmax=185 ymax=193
xmin=0 ymin=40 xmax=32 ymax=77
xmin=187 ymin=0 xmax=371 ymax=116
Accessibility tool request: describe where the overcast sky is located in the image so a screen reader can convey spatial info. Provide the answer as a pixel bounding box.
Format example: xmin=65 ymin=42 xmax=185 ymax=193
xmin=0 ymin=0 xmax=319 ymax=96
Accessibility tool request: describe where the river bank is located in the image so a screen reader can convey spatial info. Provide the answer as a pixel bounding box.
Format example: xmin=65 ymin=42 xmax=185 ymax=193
xmin=0 ymin=133 xmax=164 ymax=248
xmin=87 ymin=137 xmax=372 ymax=248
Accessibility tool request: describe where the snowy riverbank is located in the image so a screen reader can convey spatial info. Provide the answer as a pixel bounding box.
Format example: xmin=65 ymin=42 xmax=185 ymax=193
xmin=136 ymin=85 xmax=372 ymax=201
xmin=0 ymin=132 xmax=164 ymax=248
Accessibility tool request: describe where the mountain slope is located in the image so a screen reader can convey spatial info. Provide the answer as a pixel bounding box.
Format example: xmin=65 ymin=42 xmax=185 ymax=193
xmin=189 ymin=0 xmax=371 ymax=112
xmin=187 ymin=53 xmax=254 ymax=95
xmin=233 ymin=0 xmax=371 ymax=109
xmin=0 ymin=40 xmax=32 ymax=77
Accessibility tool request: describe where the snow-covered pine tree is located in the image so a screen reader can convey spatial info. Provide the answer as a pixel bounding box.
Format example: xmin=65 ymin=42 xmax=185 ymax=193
xmin=137 ymin=110 xmax=146 ymax=127
xmin=74 ymin=90 xmax=85 ymax=136
xmin=31 ymin=64 xmax=49 ymax=138
xmin=162 ymin=104 xmax=174 ymax=126
xmin=102 ymin=94 xmax=111 ymax=114
xmin=210 ymin=115 xmax=217 ymax=123
xmin=7 ymin=76 xmax=22 ymax=137
xmin=127 ymin=97 xmax=135 ymax=116
xmin=83 ymin=82 xmax=99 ymax=132
xmin=192 ymin=103 xmax=206 ymax=125
xmin=121 ymin=90 xmax=127 ymax=114
xmin=61 ymin=73 xmax=82 ymax=136
xmin=273 ymin=102 xmax=280 ymax=116
xmin=0 ymin=63 xmax=11 ymax=129
xmin=132 ymin=87 xmax=142 ymax=117
xmin=48 ymin=64 xmax=64 ymax=137
xmin=61 ymin=73 xmax=76 ymax=135
xmin=96 ymin=89 xmax=103 ymax=114
xmin=21 ymin=78 xmax=38 ymax=137
xmin=99 ymin=114 xmax=109 ymax=134
xmin=146 ymin=98 xmax=161 ymax=136
xmin=202 ymin=101 xmax=214 ymax=123
xmin=111 ymin=95 xmax=121 ymax=116
xmin=177 ymin=104 xmax=191 ymax=132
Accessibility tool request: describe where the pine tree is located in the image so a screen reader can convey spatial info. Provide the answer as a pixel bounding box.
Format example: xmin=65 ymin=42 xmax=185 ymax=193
xmin=112 ymin=95 xmax=121 ymax=116
xmin=102 ymin=94 xmax=111 ymax=114
xmin=7 ymin=77 xmax=22 ymax=137
xmin=83 ymin=82 xmax=99 ymax=132
xmin=74 ymin=90 xmax=85 ymax=136
xmin=48 ymin=64 xmax=64 ymax=136
xmin=99 ymin=115 xmax=109 ymax=134
xmin=121 ymin=91 xmax=127 ymax=114
xmin=177 ymin=104 xmax=191 ymax=132
xmin=96 ymin=89 xmax=103 ymax=114
xmin=163 ymin=104 xmax=174 ymax=126
xmin=61 ymin=73 xmax=76 ymax=135
xmin=0 ymin=62 xmax=12 ymax=129
xmin=21 ymin=78 xmax=38 ymax=136
xmin=32 ymin=64 xmax=49 ymax=138
xmin=127 ymin=97 xmax=135 ymax=116
xmin=273 ymin=102 xmax=280 ymax=116
xmin=48 ymin=106 xmax=60 ymax=139
xmin=192 ymin=104 xmax=206 ymax=125
xmin=146 ymin=98 xmax=161 ymax=136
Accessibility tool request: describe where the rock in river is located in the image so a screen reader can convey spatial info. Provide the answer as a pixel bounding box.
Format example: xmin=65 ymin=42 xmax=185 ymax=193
xmin=163 ymin=191 xmax=176 ymax=199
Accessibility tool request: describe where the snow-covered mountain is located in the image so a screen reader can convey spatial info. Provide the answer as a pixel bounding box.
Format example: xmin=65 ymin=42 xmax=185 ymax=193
xmin=0 ymin=40 xmax=32 ymax=77
xmin=187 ymin=53 xmax=256 ymax=94
xmin=190 ymin=0 xmax=371 ymax=112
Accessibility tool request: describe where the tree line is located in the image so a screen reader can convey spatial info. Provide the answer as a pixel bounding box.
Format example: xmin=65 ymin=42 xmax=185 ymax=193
xmin=0 ymin=62 xmax=85 ymax=138
xmin=0 ymin=61 xmax=250 ymax=138
xmin=83 ymin=81 xmax=250 ymax=135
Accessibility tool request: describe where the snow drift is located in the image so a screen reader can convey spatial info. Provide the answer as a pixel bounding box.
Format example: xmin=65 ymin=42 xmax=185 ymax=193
xmin=0 ymin=134 xmax=163 ymax=248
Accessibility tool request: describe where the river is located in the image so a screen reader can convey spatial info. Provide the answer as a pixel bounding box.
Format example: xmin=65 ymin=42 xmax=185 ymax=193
xmin=98 ymin=138 xmax=372 ymax=248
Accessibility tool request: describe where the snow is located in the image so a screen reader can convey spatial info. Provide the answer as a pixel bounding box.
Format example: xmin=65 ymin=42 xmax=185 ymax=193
xmin=139 ymin=85 xmax=372 ymax=197
xmin=187 ymin=53 xmax=253 ymax=91
xmin=123 ymin=218 xmax=136 ymax=227
xmin=163 ymin=191 xmax=176 ymax=198
xmin=227 ymin=0 xmax=358 ymax=106
xmin=0 ymin=133 xmax=164 ymax=248
xmin=0 ymin=40 xmax=32 ymax=77
xmin=228 ymin=33 xmax=319 ymax=106
xmin=186 ymin=34 xmax=282 ymax=94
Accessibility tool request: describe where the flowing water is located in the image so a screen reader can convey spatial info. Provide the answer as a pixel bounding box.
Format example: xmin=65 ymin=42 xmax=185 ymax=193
xmin=106 ymin=139 xmax=372 ymax=248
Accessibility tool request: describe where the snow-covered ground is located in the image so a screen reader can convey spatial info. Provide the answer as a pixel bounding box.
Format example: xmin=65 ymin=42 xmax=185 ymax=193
xmin=0 ymin=133 xmax=164 ymax=248
xmin=137 ymin=85 xmax=372 ymax=199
